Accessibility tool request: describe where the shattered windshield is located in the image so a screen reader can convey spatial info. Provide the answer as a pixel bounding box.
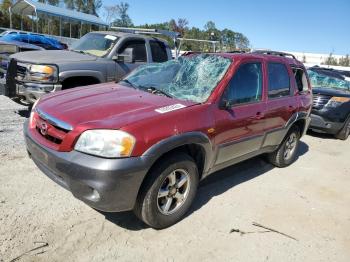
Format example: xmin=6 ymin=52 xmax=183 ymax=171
xmin=307 ymin=68 xmax=350 ymax=90
xmin=70 ymin=33 xmax=118 ymax=57
xmin=122 ymin=54 xmax=232 ymax=103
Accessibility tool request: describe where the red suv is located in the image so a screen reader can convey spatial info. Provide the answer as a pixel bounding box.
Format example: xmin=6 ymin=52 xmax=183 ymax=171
xmin=25 ymin=51 xmax=312 ymax=229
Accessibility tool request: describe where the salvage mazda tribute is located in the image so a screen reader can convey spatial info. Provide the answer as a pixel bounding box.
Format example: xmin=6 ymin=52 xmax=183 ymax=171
xmin=25 ymin=51 xmax=312 ymax=228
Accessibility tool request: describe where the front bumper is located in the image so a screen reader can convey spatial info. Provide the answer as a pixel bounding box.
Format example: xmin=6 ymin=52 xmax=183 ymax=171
xmin=0 ymin=75 xmax=5 ymax=95
xmin=309 ymin=114 xmax=344 ymax=134
xmin=14 ymin=82 xmax=62 ymax=104
xmin=24 ymin=122 xmax=152 ymax=212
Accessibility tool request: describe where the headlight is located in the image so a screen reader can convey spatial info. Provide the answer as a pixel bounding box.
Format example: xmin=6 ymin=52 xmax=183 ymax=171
xmin=29 ymin=98 xmax=40 ymax=128
xmin=325 ymin=96 xmax=350 ymax=108
xmin=24 ymin=64 xmax=58 ymax=83
xmin=74 ymin=130 xmax=135 ymax=158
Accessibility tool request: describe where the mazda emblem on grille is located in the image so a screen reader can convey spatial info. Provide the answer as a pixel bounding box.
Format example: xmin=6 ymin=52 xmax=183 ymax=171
xmin=40 ymin=122 xmax=48 ymax=136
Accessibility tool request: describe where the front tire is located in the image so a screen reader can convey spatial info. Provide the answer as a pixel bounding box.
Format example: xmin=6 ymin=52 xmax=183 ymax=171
xmin=335 ymin=117 xmax=350 ymax=140
xmin=134 ymin=153 xmax=199 ymax=229
xmin=267 ymin=126 xmax=301 ymax=168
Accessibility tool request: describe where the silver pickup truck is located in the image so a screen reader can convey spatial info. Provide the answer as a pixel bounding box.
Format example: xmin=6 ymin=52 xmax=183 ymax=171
xmin=4 ymin=31 xmax=172 ymax=104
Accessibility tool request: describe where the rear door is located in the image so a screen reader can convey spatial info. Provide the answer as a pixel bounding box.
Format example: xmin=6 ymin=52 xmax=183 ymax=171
xmin=115 ymin=39 xmax=147 ymax=81
xmin=214 ymin=59 xmax=267 ymax=166
xmin=263 ymin=61 xmax=298 ymax=147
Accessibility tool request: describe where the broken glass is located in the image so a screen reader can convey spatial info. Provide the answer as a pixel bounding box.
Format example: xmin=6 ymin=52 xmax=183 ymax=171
xmin=307 ymin=69 xmax=350 ymax=90
xmin=123 ymin=54 xmax=232 ymax=103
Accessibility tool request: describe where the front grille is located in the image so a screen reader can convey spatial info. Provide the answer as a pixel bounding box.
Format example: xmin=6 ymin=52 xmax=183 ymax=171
xmin=313 ymin=94 xmax=331 ymax=110
xmin=35 ymin=126 xmax=63 ymax=144
xmin=15 ymin=62 xmax=28 ymax=81
xmin=5 ymin=58 xmax=17 ymax=98
xmin=34 ymin=109 xmax=71 ymax=146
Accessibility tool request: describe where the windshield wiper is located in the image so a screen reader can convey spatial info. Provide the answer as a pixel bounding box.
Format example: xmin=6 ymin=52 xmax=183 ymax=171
xmin=70 ymin=49 xmax=89 ymax=55
xmin=119 ymin=79 xmax=138 ymax=89
xmin=142 ymin=86 xmax=173 ymax=98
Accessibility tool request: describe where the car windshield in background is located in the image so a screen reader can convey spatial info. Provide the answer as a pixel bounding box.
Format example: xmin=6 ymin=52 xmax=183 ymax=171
xmin=307 ymin=68 xmax=350 ymax=90
xmin=70 ymin=33 xmax=118 ymax=57
xmin=122 ymin=54 xmax=232 ymax=103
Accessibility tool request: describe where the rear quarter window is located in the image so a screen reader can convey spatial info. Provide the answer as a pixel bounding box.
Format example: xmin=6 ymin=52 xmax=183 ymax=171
xmin=292 ymin=67 xmax=309 ymax=92
xmin=268 ymin=62 xmax=291 ymax=98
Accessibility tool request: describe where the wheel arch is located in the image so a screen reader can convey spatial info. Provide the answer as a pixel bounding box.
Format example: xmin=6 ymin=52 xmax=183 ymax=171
xmin=59 ymin=70 xmax=104 ymax=89
xmin=286 ymin=111 xmax=310 ymax=138
xmin=61 ymin=76 xmax=101 ymax=90
xmin=135 ymin=132 xmax=213 ymax=202
xmin=143 ymin=132 xmax=213 ymax=178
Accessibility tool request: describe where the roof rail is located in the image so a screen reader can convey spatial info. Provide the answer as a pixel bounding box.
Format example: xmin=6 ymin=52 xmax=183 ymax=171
xmin=252 ymin=50 xmax=296 ymax=59
xmin=109 ymin=27 xmax=219 ymax=57
xmin=110 ymin=26 xmax=180 ymax=38
xmin=110 ymin=26 xmax=184 ymax=58
xmin=226 ymin=50 xmax=246 ymax=54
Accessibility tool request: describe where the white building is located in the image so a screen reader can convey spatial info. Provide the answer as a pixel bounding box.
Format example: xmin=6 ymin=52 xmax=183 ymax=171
xmin=284 ymin=51 xmax=347 ymax=66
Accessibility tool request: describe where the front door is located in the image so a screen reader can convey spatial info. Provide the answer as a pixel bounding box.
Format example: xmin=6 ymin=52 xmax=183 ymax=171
xmin=214 ymin=61 xmax=267 ymax=166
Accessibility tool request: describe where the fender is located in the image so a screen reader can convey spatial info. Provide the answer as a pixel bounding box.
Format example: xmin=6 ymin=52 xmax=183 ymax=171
xmin=286 ymin=111 xmax=310 ymax=136
xmin=59 ymin=70 xmax=105 ymax=83
xmin=142 ymin=132 xmax=214 ymax=176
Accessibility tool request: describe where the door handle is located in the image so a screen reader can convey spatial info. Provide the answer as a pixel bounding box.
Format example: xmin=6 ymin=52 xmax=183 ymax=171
xmin=251 ymin=112 xmax=265 ymax=120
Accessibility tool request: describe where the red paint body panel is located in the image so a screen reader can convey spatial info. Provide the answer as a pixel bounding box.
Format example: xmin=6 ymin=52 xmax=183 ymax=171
xmin=29 ymin=53 xmax=312 ymax=160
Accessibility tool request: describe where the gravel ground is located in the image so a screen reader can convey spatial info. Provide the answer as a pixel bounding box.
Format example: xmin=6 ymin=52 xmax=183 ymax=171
xmin=0 ymin=94 xmax=349 ymax=262
xmin=0 ymin=94 xmax=28 ymax=159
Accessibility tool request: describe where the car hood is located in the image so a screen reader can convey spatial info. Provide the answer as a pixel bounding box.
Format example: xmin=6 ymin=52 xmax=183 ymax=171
xmin=0 ymin=39 xmax=44 ymax=51
xmin=11 ymin=50 xmax=98 ymax=63
xmin=313 ymin=87 xmax=350 ymax=97
xmin=37 ymin=82 xmax=195 ymax=130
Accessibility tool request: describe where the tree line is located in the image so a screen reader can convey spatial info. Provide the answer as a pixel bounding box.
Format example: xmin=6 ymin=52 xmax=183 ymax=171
xmin=323 ymin=53 xmax=350 ymax=67
xmin=105 ymin=3 xmax=250 ymax=51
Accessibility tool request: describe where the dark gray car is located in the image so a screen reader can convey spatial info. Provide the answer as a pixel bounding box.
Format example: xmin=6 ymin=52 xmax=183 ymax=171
xmin=4 ymin=31 xmax=172 ymax=104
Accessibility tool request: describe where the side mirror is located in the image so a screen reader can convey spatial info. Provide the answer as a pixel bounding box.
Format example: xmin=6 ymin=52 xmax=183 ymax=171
xmin=219 ymin=99 xmax=234 ymax=110
xmin=113 ymin=48 xmax=134 ymax=63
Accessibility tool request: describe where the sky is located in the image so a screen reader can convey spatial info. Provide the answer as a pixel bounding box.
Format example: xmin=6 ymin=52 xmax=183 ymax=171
xmin=102 ymin=0 xmax=350 ymax=55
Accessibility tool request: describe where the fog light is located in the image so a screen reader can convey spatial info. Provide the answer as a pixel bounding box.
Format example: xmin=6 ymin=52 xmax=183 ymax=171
xmin=89 ymin=188 xmax=100 ymax=202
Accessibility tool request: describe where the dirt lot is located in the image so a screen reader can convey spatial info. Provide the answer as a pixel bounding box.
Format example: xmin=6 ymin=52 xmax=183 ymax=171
xmin=0 ymin=94 xmax=349 ymax=262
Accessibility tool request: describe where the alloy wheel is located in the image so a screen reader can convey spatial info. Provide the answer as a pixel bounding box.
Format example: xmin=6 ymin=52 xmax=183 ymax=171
xmin=157 ymin=169 xmax=191 ymax=215
xmin=284 ymin=133 xmax=298 ymax=160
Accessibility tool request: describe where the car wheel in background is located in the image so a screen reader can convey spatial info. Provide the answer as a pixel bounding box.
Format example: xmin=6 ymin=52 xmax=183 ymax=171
xmin=134 ymin=153 xmax=199 ymax=229
xmin=335 ymin=117 xmax=350 ymax=140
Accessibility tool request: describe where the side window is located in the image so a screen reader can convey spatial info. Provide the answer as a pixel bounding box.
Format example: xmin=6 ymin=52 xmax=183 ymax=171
xmin=150 ymin=40 xmax=168 ymax=62
xmin=268 ymin=63 xmax=291 ymax=98
xmin=118 ymin=40 xmax=147 ymax=63
xmin=224 ymin=62 xmax=263 ymax=104
xmin=292 ymin=67 xmax=308 ymax=92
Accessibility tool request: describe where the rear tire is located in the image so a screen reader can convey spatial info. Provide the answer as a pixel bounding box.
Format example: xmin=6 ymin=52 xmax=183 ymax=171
xmin=335 ymin=117 xmax=350 ymax=140
xmin=267 ymin=126 xmax=301 ymax=168
xmin=134 ymin=153 xmax=199 ymax=229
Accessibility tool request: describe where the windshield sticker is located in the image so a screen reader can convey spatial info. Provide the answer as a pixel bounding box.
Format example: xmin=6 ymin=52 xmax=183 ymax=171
xmin=155 ymin=104 xmax=186 ymax=114
xmin=104 ymin=35 xmax=117 ymax=41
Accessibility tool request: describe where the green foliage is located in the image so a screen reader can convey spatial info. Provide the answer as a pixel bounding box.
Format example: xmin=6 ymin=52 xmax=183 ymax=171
xmin=323 ymin=53 xmax=350 ymax=67
xmin=324 ymin=53 xmax=339 ymax=66
xmin=137 ymin=19 xmax=250 ymax=52
xmin=111 ymin=2 xmax=133 ymax=27
xmin=338 ymin=55 xmax=350 ymax=67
